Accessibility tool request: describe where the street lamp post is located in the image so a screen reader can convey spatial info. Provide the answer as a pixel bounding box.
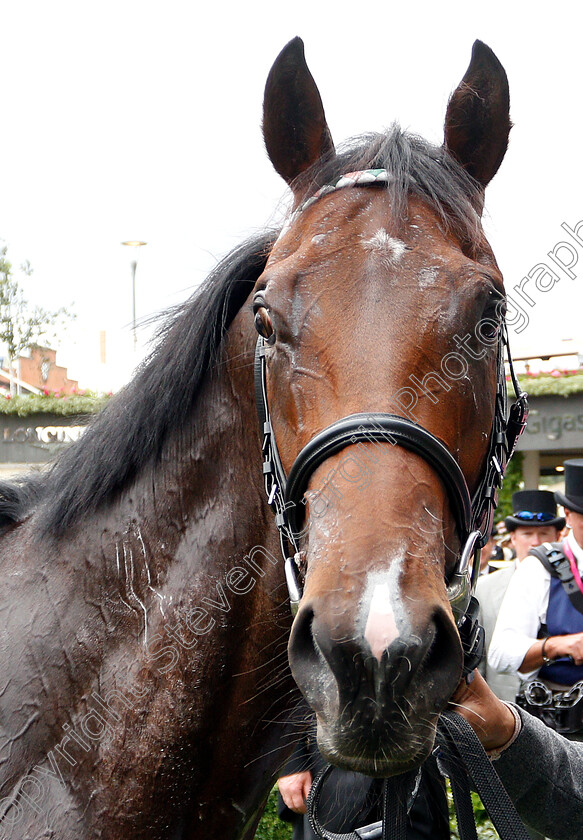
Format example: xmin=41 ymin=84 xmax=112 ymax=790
xmin=121 ymin=240 xmax=147 ymax=351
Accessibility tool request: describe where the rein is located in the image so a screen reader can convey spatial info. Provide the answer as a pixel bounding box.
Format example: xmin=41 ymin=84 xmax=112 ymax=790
xmin=254 ymin=168 xmax=528 ymax=656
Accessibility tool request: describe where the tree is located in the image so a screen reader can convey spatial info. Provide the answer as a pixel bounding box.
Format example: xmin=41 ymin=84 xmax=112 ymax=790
xmin=0 ymin=242 xmax=74 ymax=394
xmin=496 ymin=450 xmax=524 ymax=522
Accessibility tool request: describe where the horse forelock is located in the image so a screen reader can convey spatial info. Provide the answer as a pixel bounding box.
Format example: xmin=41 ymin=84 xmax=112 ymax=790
xmin=292 ymin=124 xmax=483 ymax=248
xmin=0 ymin=231 xmax=276 ymax=537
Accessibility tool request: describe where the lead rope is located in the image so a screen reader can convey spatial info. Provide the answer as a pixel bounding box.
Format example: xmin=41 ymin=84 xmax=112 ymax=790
xmin=307 ymin=712 xmax=531 ymax=840
xmin=436 ymin=712 xmax=531 ymax=839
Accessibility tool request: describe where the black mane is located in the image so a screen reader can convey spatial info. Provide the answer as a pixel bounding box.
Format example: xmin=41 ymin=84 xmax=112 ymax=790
xmin=0 ymin=127 xmax=481 ymax=535
xmin=0 ymin=231 xmax=275 ymax=535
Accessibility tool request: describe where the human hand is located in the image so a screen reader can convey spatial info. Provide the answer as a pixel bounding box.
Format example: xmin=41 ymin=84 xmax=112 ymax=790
xmin=449 ymin=671 xmax=516 ymax=752
xmin=546 ymin=632 xmax=583 ymax=665
xmin=278 ymin=770 xmax=313 ymax=814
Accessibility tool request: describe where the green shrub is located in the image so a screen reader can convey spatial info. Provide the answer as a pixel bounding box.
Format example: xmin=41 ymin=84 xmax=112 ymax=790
xmin=255 ymin=788 xmax=292 ymax=840
xmin=0 ymin=391 xmax=111 ymax=416
xmin=448 ymin=784 xmax=499 ymax=838
xmin=497 ymin=450 xmax=524 ymax=521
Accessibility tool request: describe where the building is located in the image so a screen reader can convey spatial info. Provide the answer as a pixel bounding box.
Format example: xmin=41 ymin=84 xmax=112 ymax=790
xmin=513 ymin=366 xmax=583 ymax=490
xmin=0 ymin=346 xmax=78 ymax=395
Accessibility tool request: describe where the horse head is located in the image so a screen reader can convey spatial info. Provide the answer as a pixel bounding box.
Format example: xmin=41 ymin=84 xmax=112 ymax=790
xmin=257 ymin=38 xmax=511 ymax=775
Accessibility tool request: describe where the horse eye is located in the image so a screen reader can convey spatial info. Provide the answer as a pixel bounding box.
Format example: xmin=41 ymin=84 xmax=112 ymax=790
xmin=254 ymin=306 xmax=274 ymax=341
xmin=480 ymin=297 xmax=505 ymax=340
xmin=480 ymin=319 xmax=500 ymax=340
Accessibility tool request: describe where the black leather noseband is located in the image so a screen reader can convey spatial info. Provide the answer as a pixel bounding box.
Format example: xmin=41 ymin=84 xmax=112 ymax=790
xmin=285 ymin=412 xmax=472 ymax=541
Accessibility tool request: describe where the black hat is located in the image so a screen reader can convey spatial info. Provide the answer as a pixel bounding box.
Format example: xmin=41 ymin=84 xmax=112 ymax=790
xmin=505 ymin=489 xmax=565 ymax=532
xmin=555 ymin=459 xmax=583 ymax=515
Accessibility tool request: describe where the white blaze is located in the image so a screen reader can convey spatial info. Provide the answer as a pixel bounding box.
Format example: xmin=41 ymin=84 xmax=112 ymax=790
xmin=364 ymin=582 xmax=400 ymax=661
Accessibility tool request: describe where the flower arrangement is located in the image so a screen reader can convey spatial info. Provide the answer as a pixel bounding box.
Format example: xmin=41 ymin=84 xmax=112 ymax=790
xmin=506 ymin=369 xmax=583 ymax=398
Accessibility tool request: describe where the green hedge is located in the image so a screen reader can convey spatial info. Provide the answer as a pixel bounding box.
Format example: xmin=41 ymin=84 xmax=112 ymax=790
xmin=254 ymin=789 xmax=292 ymax=840
xmin=0 ymin=392 xmax=112 ymax=416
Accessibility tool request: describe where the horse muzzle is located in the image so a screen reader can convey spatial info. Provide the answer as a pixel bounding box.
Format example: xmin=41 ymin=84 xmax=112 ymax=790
xmin=288 ymin=585 xmax=463 ymax=775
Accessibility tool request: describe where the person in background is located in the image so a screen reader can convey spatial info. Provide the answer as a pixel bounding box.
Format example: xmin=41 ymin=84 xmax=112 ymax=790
xmin=475 ymin=490 xmax=564 ymax=702
xmin=495 ymin=521 xmax=516 ymax=561
xmin=489 ymin=461 xmax=583 ymax=712
xmin=476 ymin=491 xmax=564 ymax=840
xmin=451 ymin=669 xmax=583 ymax=840
xmin=479 ymin=527 xmax=501 ymax=576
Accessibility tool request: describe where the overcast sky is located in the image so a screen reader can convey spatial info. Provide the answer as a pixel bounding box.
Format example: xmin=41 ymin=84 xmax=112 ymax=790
xmin=0 ymin=1 xmax=581 ymax=389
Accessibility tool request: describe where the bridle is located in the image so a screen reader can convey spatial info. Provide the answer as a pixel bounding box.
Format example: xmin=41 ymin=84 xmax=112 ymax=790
xmin=253 ymin=168 xmax=528 ymax=671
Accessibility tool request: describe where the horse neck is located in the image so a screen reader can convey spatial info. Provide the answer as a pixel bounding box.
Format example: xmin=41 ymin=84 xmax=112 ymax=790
xmin=83 ymin=326 xmax=278 ymax=618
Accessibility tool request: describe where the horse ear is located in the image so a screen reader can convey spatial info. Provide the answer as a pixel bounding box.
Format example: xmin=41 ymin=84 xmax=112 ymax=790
xmin=444 ymin=40 xmax=511 ymax=187
xmin=263 ymin=37 xmax=335 ymax=188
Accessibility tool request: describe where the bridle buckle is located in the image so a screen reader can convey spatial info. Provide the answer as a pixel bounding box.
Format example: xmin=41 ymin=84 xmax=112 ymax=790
xmin=447 ymin=530 xmax=482 ymax=624
xmin=284 ymin=554 xmax=303 ymax=616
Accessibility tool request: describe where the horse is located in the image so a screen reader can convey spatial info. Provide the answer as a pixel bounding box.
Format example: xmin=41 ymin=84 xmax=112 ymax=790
xmin=0 ymin=35 xmax=517 ymax=839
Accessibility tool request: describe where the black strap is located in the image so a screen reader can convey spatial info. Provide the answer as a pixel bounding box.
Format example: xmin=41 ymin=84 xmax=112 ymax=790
xmin=458 ymin=596 xmax=486 ymax=677
xmin=529 ymin=542 xmax=583 ymax=615
xmin=306 ymin=764 xmax=367 ymax=840
xmin=380 ymin=773 xmax=416 ymax=840
xmin=306 ymin=765 xmax=418 ymax=840
xmin=307 ymin=713 xmax=531 ymax=840
xmin=436 ymin=712 xmax=531 ymax=840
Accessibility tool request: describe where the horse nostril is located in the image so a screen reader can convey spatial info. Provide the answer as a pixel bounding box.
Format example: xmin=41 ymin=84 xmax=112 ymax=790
xmin=423 ymin=608 xmax=463 ymax=695
xmin=289 ymin=602 xmax=342 ymax=716
xmin=289 ymin=603 xmax=319 ymax=677
xmin=288 ymin=601 xmax=462 ymax=721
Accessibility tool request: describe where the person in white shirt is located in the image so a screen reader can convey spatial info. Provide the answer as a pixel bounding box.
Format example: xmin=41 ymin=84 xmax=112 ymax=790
xmin=489 ymin=460 xmax=583 ymax=686
xmin=476 ymin=490 xmax=564 ymax=702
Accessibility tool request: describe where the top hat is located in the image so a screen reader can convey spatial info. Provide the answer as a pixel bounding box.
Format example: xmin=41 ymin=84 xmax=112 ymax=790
xmin=505 ymin=489 xmax=565 ymax=532
xmin=555 ymin=459 xmax=583 ymax=515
